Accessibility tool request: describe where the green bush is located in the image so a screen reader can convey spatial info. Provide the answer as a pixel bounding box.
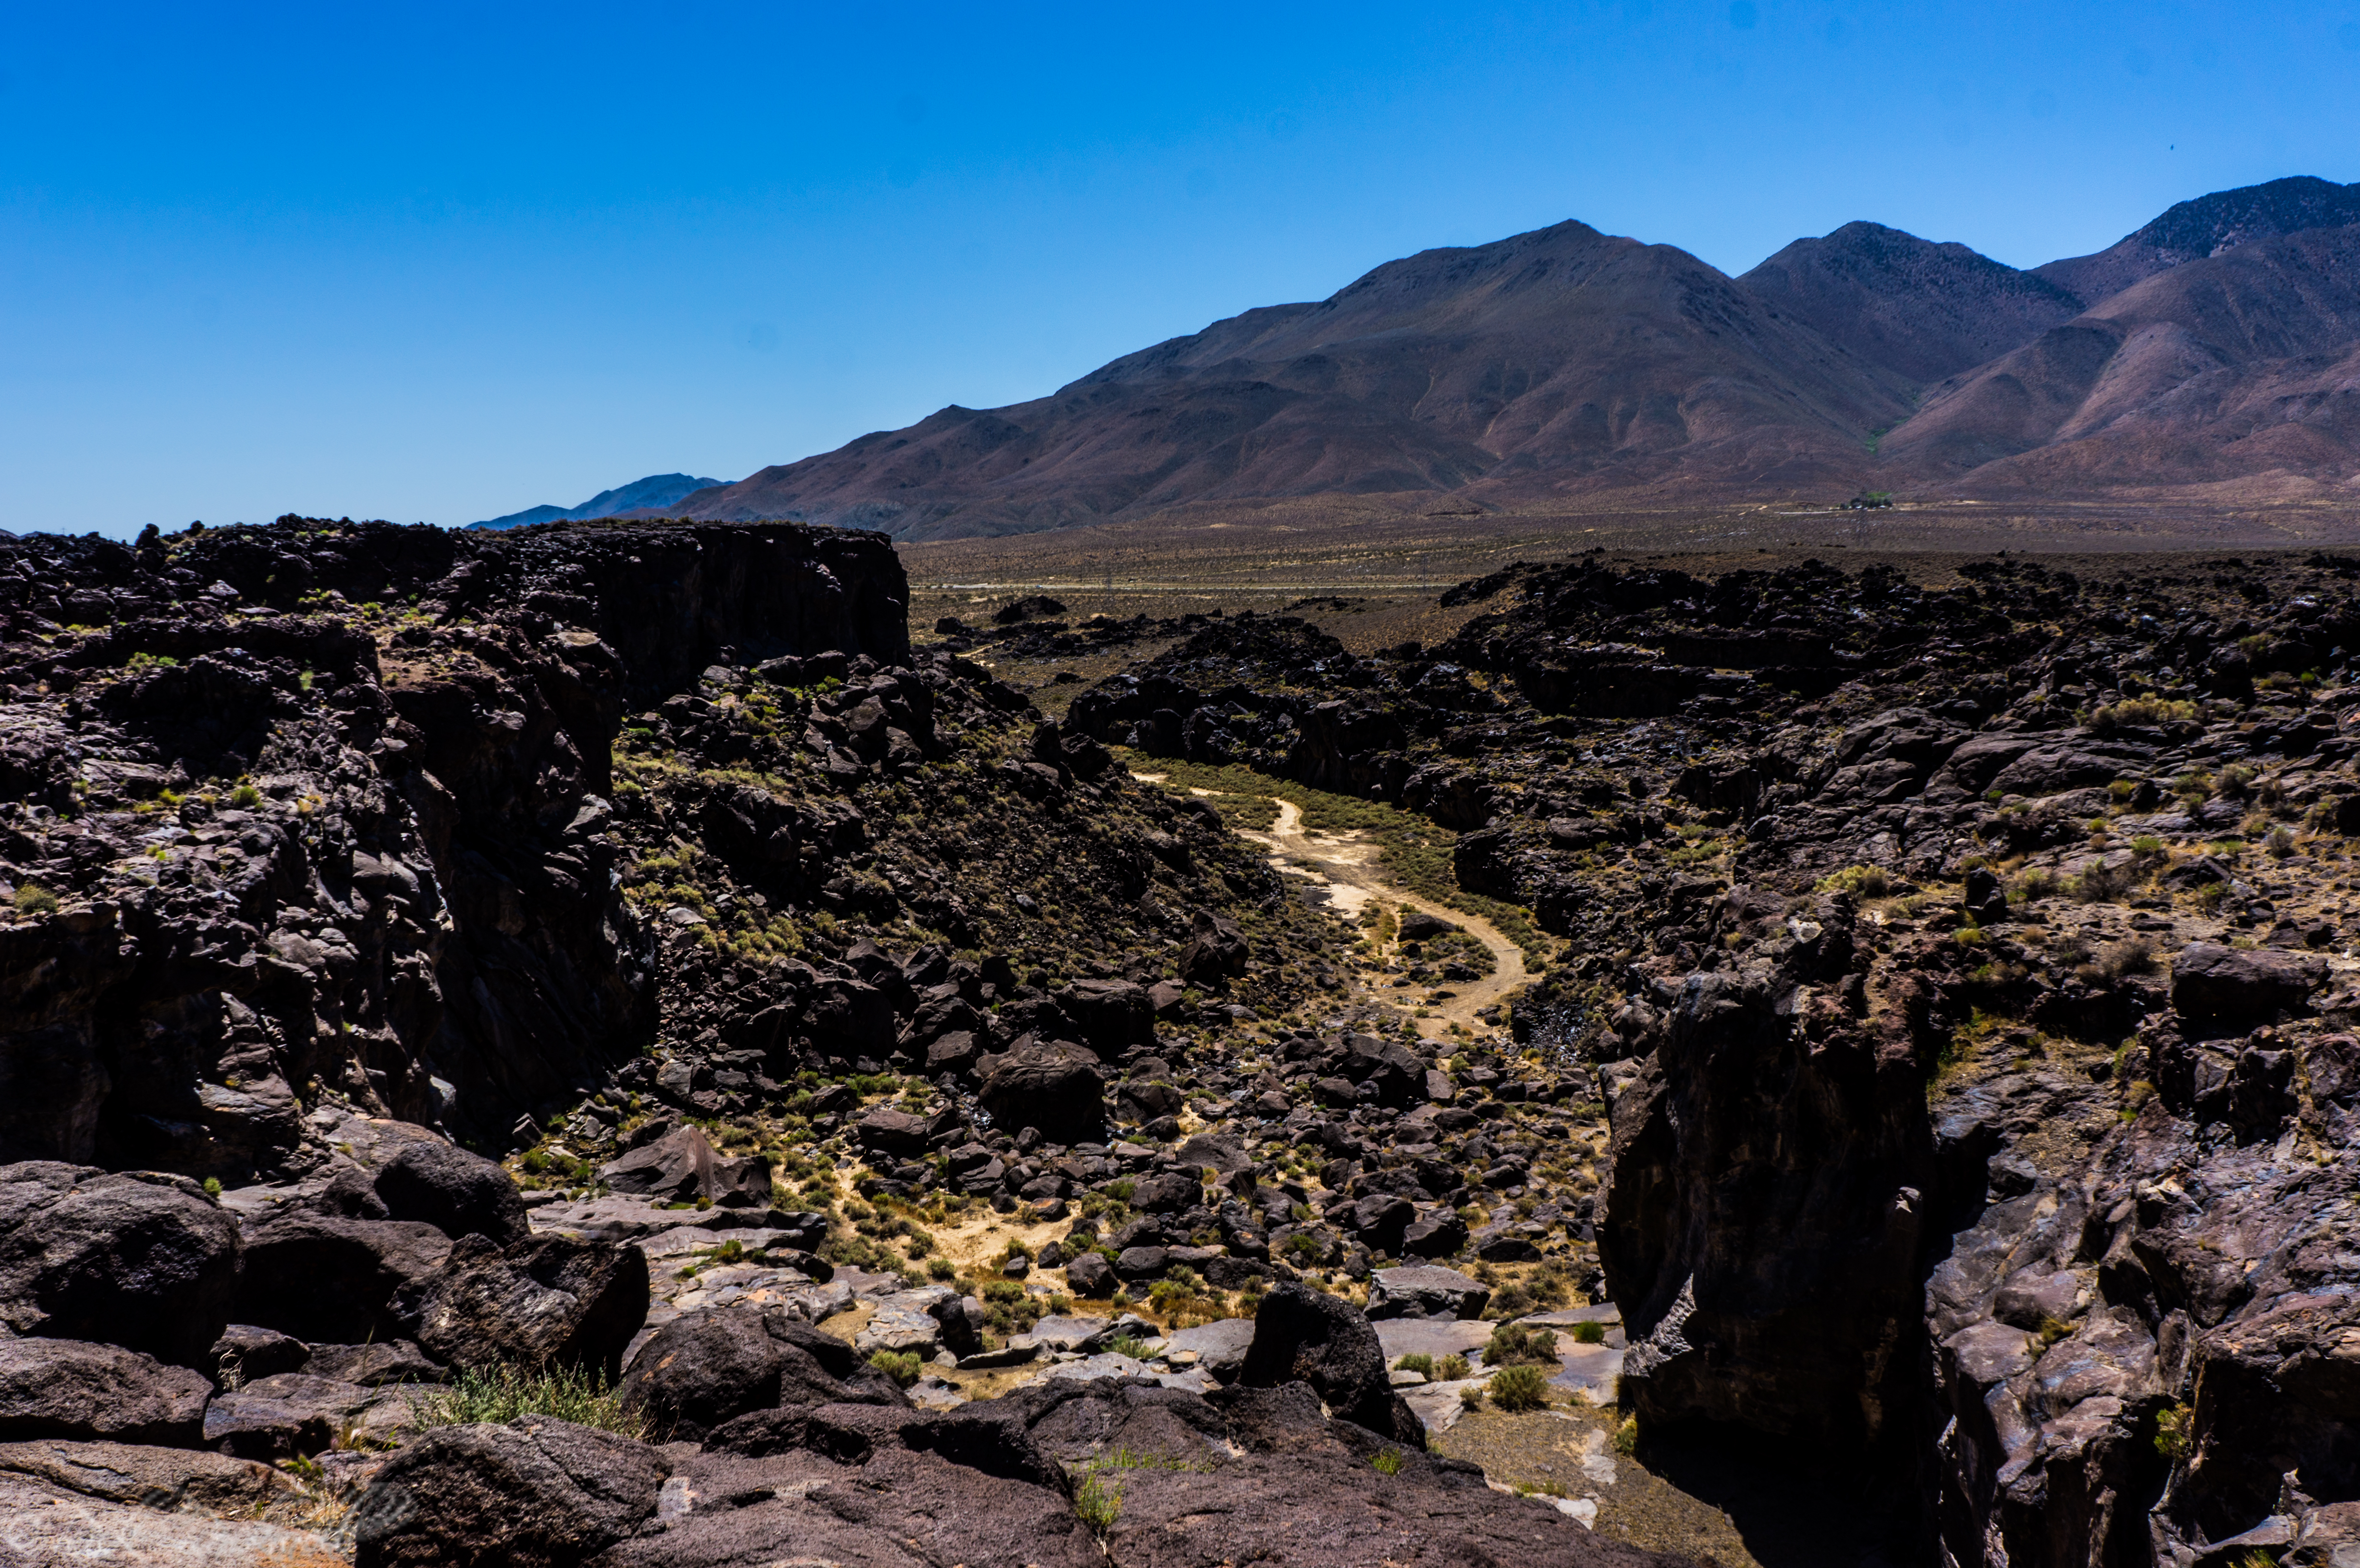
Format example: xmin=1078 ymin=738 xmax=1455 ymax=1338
xmin=1612 ymin=1415 xmax=1638 ymax=1455
xmin=868 ymin=1350 xmax=922 ymax=1387
xmin=1437 ymin=1353 xmax=1471 ymax=1381
xmin=12 ymin=884 xmax=59 ymax=916
xmin=409 ymin=1362 xmax=646 ymax=1439
xmin=1570 ymin=1320 xmax=1607 ymax=1345
xmin=1393 ymin=1353 xmax=1435 ymax=1377
xmin=1487 ymin=1364 xmax=1550 ymax=1412
xmin=1483 ymin=1321 xmax=1558 ymax=1368
xmin=1372 ymin=1447 xmax=1405 ymax=1476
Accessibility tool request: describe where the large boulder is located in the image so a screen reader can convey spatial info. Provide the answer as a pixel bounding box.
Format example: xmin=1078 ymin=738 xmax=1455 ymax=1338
xmin=2172 ymin=943 xmax=2324 ymax=1025
xmin=1054 ymin=979 xmax=1155 ymax=1054
xmin=397 ymin=1233 xmax=650 ymax=1377
xmin=0 ymin=1338 xmax=211 ymax=1445
xmin=1180 ymin=910 xmax=1250 ymax=983
xmin=596 ymin=1403 xmax=1098 ymax=1568
xmin=1344 ymin=1034 xmax=1429 ymax=1107
xmin=202 ymin=1371 xmax=383 ymax=1459
xmin=597 ymin=1125 xmax=772 ymax=1208
xmin=0 ymin=1437 xmax=297 ymax=1513
xmin=352 ymin=1416 xmax=671 ymax=1568
xmin=1366 ymin=1265 xmax=1492 ymax=1321
xmin=0 ymin=1163 xmax=240 ymax=1365
xmin=979 ymin=1040 xmax=1105 ymax=1144
xmin=233 ymin=1212 xmax=453 ymax=1345
xmin=619 ymin=1309 xmax=906 ymax=1440
xmin=365 ymin=1133 xmax=533 ymax=1243
xmin=1239 ymin=1283 xmax=1424 ymax=1446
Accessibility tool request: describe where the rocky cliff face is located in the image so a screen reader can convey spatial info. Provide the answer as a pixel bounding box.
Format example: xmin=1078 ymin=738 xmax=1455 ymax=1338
xmin=0 ymin=518 xmax=909 ymax=1167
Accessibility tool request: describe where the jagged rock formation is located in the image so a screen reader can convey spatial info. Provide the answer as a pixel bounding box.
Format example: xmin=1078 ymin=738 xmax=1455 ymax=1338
xmin=1071 ymin=548 xmax=2360 ymax=1563
xmin=12 ymin=514 xmax=2360 ymax=1563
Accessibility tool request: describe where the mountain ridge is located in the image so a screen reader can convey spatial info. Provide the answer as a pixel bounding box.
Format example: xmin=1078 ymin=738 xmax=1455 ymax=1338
xmin=651 ymin=176 xmax=2360 ymax=536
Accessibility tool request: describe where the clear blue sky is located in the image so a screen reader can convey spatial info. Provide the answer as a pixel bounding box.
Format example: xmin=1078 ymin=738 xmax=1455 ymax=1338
xmin=8 ymin=1 xmax=2357 ymax=537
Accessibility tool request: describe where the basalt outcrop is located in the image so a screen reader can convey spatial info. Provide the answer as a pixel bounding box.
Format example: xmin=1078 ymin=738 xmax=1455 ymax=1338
xmin=1071 ymin=549 xmax=2360 ymax=1563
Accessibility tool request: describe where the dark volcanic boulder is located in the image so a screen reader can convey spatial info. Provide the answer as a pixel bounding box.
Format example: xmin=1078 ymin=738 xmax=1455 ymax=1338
xmin=1366 ymin=1265 xmax=1492 ymax=1320
xmin=0 ymin=1338 xmax=211 ymax=1445
xmin=596 ymin=1403 xmax=1097 ymax=1568
xmin=619 ymin=1309 xmax=907 ymax=1440
xmin=304 ymin=1339 xmax=448 ymax=1385
xmin=0 ymin=1164 xmax=240 ymax=1366
xmin=210 ymin=1323 xmax=308 ymax=1383
xmin=597 ymin=1125 xmax=772 ymax=1208
xmin=368 ymin=1136 xmax=533 ymax=1243
xmin=399 ymin=1234 xmax=650 ymax=1377
xmin=1239 ymin=1283 xmax=1424 ymax=1445
xmin=1053 ymin=978 xmax=1155 ymax=1054
xmin=233 ymin=1212 xmax=453 ymax=1345
xmin=980 ymin=1040 xmax=1106 ymax=1144
xmin=202 ymin=1372 xmax=380 ymax=1458
xmin=2172 ymin=942 xmax=2324 ymax=1024
xmin=352 ymin=1416 xmax=671 ymax=1568
xmin=1180 ymin=909 xmax=1251 ymax=983
xmin=851 ymin=1106 xmax=932 ymax=1157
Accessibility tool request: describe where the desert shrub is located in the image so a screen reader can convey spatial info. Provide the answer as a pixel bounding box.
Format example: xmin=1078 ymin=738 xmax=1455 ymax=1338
xmin=1483 ymin=1322 xmax=1559 ymax=1368
xmin=2012 ymin=868 xmax=2060 ymax=903
xmin=1612 ymin=1416 xmax=1639 ymax=1455
xmin=230 ymin=783 xmax=262 ymax=808
xmin=2267 ymin=825 xmax=2297 ymax=859
xmin=2098 ymin=938 xmax=2153 ymax=979
xmin=2214 ymin=764 xmax=2257 ymax=801
xmin=1816 ymin=864 xmax=1892 ymax=898
xmin=1438 ymin=1353 xmax=1471 ymax=1381
xmin=1393 ymin=1353 xmax=1435 ymax=1376
xmin=12 ymin=884 xmax=58 ymax=916
xmin=1570 ymin=1320 xmax=1607 ymax=1346
xmin=2084 ymin=697 xmax=2195 ymax=733
xmin=1074 ymin=1471 xmax=1120 ymax=1531
xmin=2153 ymin=1401 xmax=2195 ymax=1460
xmin=867 ymin=1350 xmax=922 ymax=1387
xmin=410 ymin=1362 xmax=646 ymax=1439
xmin=1372 ymin=1447 xmax=1405 ymax=1476
xmin=2075 ymin=860 xmax=2134 ymax=903
xmin=1488 ymin=1364 xmax=1550 ymax=1413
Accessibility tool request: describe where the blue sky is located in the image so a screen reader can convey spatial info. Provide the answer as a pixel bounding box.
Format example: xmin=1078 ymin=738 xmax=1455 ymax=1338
xmin=7 ymin=1 xmax=2358 ymax=537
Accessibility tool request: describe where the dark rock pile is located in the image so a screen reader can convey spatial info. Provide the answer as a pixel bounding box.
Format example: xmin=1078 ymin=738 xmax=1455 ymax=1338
xmin=1066 ymin=548 xmax=2360 ymax=1564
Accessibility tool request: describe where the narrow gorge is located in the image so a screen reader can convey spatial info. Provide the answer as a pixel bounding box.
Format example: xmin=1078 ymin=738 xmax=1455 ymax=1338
xmin=1 ymin=517 xmax=2355 ymax=1566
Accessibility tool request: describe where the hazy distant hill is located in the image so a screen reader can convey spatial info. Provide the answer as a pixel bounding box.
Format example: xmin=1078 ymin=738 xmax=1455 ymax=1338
xmin=471 ymin=473 xmax=721 ymax=530
xmin=662 ymin=177 xmax=2360 ymax=533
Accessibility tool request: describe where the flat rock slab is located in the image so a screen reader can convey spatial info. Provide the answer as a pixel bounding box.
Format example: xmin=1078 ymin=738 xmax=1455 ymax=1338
xmin=1400 ymin=1377 xmax=1490 ymax=1433
xmin=0 ymin=1439 xmax=298 ymax=1513
xmin=1374 ymin=1318 xmax=1494 ymax=1363
xmin=1523 ymin=1305 xmax=1622 ymax=1328
xmin=1367 ymin=1265 xmax=1492 ymax=1320
xmin=1044 ymin=1352 xmax=1150 ymax=1382
xmin=1549 ymin=1343 xmax=1625 ymax=1404
xmin=1011 ymin=1314 xmax=1113 ymax=1354
xmin=0 ymin=1469 xmax=342 ymax=1567
xmin=1163 ymin=1317 xmax=1258 ymax=1378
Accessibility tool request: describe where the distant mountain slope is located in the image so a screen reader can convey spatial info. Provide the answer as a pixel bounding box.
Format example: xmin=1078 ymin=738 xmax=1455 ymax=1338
xmin=1738 ymin=221 xmax=2084 ymax=384
xmin=2034 ymin=175 xmax=2360 ymax=306
xmin=675 ymin=221 xmax=1914 ymax=538
xmin=661 ymin=176 xmax=2360 ymax=532
xmin=471 ymin=473 xmax=721 ymax=530
xmin=1884 ymin=222 xmax=2360 ymax=490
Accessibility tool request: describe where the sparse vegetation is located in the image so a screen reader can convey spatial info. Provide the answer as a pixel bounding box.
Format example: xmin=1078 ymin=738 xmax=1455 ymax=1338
xmin=409 ymin=1362 xmax=646 ymax=1439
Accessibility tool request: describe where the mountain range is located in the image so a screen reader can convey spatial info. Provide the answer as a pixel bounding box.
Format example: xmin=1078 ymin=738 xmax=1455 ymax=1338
xmin=470 ymin=473 xmax=721 ymax=530
xmin=639 ymin=177 xmax=2360 ymax=536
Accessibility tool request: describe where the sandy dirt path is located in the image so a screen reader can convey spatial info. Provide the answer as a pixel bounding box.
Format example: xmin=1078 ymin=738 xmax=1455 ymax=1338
xmin=1237 ymin=796 xmax=1528 ymax=1039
